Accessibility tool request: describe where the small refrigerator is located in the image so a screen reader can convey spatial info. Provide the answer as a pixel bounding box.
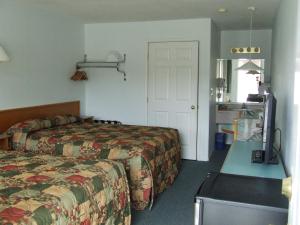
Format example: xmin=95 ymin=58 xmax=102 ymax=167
xmin=194 ymin=172 xmax=288 ymax=225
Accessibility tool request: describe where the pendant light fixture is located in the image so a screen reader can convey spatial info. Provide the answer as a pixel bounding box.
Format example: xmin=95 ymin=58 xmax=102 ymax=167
xmin=236 ymin=6 xmax=264 ymax=73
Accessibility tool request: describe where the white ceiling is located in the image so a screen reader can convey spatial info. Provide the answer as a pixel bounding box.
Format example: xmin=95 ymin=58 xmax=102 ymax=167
xmin=16 ymin=0 xmax=281 ymax=29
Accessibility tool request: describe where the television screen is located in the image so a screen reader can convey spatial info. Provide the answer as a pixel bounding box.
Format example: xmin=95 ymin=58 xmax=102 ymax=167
xmin=263 ymin=93 xmax=278 ymax=164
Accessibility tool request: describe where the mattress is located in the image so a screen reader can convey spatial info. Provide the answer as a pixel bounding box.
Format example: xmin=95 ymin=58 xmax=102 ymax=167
xmin=0 ymin=151 xmax=131 ymax=225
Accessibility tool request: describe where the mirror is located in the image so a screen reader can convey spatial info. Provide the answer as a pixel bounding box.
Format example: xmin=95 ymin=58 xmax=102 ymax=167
xmin=216 ymin=59 xmax=268 ymax=103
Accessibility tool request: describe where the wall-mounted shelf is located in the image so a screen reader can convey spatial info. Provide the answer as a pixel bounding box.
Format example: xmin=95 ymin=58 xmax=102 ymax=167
xmin=72 ymin=54 xmax=127 ymax=81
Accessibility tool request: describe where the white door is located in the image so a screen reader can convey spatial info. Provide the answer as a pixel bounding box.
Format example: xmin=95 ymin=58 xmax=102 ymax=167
xmin=147 ymin=41 xmax=199 ymax=160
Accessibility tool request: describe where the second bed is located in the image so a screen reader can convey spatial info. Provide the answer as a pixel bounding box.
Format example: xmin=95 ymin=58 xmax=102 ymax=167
xmin=0 ymin=151 xmax=130 ymax=224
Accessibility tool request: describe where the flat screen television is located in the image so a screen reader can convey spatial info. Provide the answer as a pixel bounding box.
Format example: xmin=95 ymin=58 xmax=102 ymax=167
xmin=262 ymin=93 xmax=278 ymax=164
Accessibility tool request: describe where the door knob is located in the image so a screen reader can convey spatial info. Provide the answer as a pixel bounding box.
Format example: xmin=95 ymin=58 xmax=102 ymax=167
xmin=191 ymin=105 xmax=196 ymax=110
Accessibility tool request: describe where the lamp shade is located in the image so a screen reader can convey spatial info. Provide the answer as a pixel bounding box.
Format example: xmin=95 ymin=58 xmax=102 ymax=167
xmin=0 ymin=46 xmax=9 ymax=62
xmin=236 ymin=60 xmax=263 ymax=71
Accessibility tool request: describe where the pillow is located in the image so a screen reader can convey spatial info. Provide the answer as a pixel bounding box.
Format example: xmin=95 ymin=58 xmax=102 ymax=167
xmin=7 ymin=118 xmax=54 ymax=134
xmin=7 ymin=118 xmax=54 ymax=151
xmin=53 ymin=115 xmax=80 ymax=126
xmin=7 ymin=115 xmax=80 ymax=151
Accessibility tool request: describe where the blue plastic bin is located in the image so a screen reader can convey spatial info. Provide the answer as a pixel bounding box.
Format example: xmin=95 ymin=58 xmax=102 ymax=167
xmin=215 ymin=133 xmax=226 ymax=150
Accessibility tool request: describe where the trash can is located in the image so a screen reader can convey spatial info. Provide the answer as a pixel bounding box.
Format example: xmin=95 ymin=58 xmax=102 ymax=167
xmin=215 ymin=133 xmax=226 ymax=150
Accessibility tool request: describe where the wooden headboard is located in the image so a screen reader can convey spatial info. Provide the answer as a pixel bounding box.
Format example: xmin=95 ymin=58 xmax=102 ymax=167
xmin=0 ymin=101 xmax=80 ymax=132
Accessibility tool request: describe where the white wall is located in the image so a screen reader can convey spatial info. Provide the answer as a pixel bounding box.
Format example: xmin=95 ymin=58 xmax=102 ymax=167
xmin=0 ymin=1 xmax=85 ymax=112
xmin=292 ymin=2 xmax=300 ymax=223
xmin=85 ymin=18 xmax=215 ymax=161
xmin=272 ymin=1 xmax=300 ymax=224
xmin=271 ymin=0 xmax=298 ymax=177
xmin=220 ymin=30 xmax=272 ymax=82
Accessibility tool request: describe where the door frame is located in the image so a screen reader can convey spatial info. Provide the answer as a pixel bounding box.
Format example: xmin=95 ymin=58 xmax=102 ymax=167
xmin=146 ymin=40 xmax=200 ymax=159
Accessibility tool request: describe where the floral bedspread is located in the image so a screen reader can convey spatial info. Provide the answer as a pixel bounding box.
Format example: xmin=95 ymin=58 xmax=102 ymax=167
xmin=0 ymin=151 xmax=131 ymax=225
xmin=10 ymin=120 xmax=181 ymax=210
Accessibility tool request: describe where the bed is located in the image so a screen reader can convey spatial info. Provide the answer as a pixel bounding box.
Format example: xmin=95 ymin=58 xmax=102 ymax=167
xmin=0 ymin=151 xmax=131 ymax=225
xmin=0 ymin=102 xmax=181 ymax=210
xmin=7 ymin=116 xmax=181 ymax=210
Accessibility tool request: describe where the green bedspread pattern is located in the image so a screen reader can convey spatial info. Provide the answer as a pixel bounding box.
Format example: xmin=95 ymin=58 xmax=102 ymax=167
xmin=0 ymin=151 xmax=131 ymax=225
xmin=10 ymin=120 xmax=181 ymax=210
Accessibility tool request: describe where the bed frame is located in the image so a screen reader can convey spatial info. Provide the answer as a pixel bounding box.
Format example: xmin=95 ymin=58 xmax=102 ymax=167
xmin=0 ymin=101 xmax=80 ymax=132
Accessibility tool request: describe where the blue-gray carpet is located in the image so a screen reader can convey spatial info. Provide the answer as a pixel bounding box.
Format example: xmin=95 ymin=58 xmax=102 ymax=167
xmin=132 ymin=150 xmax=228 ymax=225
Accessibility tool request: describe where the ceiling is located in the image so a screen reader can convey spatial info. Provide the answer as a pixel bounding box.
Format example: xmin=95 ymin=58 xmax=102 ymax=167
xmin=15 ymin=0 xmax=281 ymax=30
